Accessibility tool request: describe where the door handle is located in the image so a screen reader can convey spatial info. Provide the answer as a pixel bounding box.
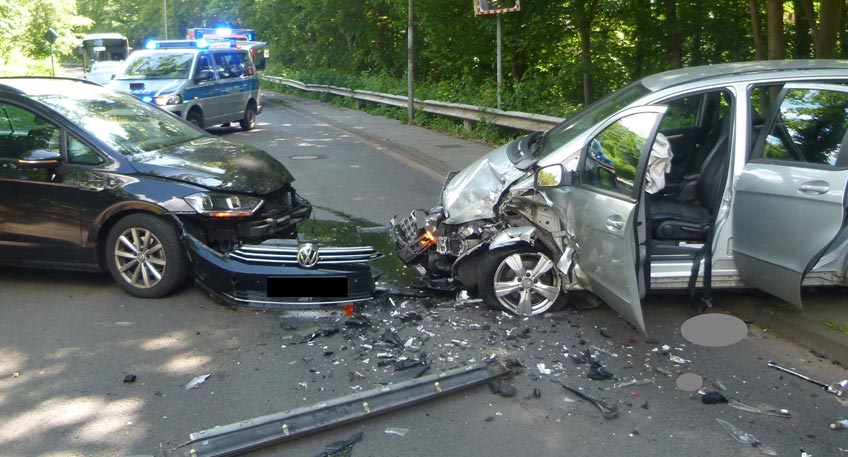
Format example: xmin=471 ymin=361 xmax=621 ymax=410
xmin=605 ymin=216 xmax=624 ymax=231
xmin=798 ymin=181 xmax=829 ymax=196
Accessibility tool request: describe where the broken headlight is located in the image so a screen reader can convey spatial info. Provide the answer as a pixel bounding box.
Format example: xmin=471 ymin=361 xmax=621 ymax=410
xmin=184 ymin=192 xmax=264 ymax=218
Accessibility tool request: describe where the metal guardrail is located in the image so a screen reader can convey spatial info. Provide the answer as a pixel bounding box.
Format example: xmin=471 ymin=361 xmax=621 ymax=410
xmin=262 ymin=75 xmax=564 ymax=132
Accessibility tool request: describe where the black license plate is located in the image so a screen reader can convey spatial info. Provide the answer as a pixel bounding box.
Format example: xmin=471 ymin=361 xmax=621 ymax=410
xmin=267 ymin=276 xmax=349 ymax=297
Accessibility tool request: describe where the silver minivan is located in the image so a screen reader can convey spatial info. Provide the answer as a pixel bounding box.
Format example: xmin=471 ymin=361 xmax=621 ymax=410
xmin=108 ymin=41 xmax=261 ymax=130
xmin=391 ymin=60 xmax=848 ymax=333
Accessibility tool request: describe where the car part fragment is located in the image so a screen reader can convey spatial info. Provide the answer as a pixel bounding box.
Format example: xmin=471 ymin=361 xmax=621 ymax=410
xmin=162 ymin=363 xmax=510 ymax=457
xmin=767 ymin=361 xmax=846 ymax=397
xmin=560 ymin=383 xmax=619 ymax=419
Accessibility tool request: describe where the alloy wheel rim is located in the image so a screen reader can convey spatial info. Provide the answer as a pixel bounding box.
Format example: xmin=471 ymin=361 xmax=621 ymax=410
xmin=114 ymin=227 xmax=166 ymax=289
xmin=493 ymin=252 xmax=560 ymax=315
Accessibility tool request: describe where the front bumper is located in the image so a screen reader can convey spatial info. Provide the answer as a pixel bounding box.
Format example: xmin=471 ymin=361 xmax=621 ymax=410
xmin=185 ymin=234 xmax=382 ymax=309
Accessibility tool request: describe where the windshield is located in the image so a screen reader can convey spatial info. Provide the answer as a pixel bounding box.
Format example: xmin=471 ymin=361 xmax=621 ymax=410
xmin=117 ymin=52 xmax=194 ymax=79
xmin=35 ymin=89 xmax=203 ymax=155
xmin=539 ymin=81 xmax=651 ymax=158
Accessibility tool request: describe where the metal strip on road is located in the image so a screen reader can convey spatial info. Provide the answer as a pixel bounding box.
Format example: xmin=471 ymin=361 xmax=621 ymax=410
xmin=163 ymin=363 xmax=510 ymax=457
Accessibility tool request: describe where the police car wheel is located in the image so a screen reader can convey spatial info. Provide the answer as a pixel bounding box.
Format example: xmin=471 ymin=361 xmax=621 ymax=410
xmin=187 ymin=110 xmax=203 ymax=128
xmin=240 ymin=104 xmax=257 ymax=131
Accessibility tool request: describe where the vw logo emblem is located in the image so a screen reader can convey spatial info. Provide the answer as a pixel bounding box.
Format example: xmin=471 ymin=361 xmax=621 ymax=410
xmin=297 ymin=242 xmax=320 ymax=268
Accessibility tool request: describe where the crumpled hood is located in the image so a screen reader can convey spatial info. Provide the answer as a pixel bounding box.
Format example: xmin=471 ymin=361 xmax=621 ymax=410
xmin=129 ymin=137 xmax=295 ymax=195
xmin=442 ymin=140 xmax=527 ymax=224
xmin=108 ymin=78 xmax=185 ymax=97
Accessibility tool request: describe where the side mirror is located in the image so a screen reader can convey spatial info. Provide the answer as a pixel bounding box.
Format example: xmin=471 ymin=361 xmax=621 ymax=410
xmin=535 ymin=164 xmax=572 ymax=188
xmin=18 ymin=149 xmax=62 ymax=168
xmin=194 ymin=69 xmax=214 ymax=83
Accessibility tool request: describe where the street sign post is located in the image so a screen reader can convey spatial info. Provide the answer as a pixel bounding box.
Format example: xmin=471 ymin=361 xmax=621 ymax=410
xmin=473 ymin=1 xmax=520 ymax=109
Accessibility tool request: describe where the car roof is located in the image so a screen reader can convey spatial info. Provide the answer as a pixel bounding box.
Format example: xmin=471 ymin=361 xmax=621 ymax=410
xmin=641 ymin=59 xmax=848 ymax=92
xmin=0 ymin=77 xmax=104 ymax=96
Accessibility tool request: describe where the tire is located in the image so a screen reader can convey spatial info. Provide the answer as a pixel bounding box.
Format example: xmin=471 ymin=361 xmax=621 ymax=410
xmin=105 ymin=213 xmax=188 ymax=299
xmin=478 ymin=245 xmax=564 ymax=316
xmin=187 ymin=110 xmax=203 ymax=129
xmin=240 ymin=103 xmax=257 ymax=131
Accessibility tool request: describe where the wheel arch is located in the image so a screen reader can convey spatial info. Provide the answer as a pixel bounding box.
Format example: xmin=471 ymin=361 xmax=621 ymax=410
xmin=93 ymin=203 xmax=183 ymax=271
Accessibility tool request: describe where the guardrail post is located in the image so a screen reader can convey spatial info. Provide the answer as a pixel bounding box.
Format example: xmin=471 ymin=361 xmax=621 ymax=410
xmin=463 ymin=119 xmax=474 ymax=132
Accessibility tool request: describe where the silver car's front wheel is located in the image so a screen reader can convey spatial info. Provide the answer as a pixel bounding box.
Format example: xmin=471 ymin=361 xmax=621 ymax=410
xmin=105 ymin=214 xmax=188 ymax=298
xmin=479 ymin=246 xmax=563 ymax=316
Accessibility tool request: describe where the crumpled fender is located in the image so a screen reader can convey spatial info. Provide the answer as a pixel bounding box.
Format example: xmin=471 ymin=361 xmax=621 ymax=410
xmin=489 ymin=226 xmax=536 ymax=251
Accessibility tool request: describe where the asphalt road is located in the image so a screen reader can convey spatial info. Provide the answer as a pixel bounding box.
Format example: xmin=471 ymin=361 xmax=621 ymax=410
xmin=1 ymin=96 xmax=847 ymax=457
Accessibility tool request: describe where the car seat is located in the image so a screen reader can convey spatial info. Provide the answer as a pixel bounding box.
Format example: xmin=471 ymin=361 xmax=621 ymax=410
xmin=649 ymin=120 xmax=731 ymax=242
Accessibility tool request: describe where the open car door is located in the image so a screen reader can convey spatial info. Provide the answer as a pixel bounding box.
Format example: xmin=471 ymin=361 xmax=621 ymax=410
xmin=563 ymin=106 xmax=667 ymax=333
xmin=734 ymin=83 xmax=848 ymax=308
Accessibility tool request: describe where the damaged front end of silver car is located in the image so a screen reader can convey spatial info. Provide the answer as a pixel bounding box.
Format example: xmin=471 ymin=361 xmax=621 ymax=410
xmin=390 ymin=139 xmax=575 ymax=317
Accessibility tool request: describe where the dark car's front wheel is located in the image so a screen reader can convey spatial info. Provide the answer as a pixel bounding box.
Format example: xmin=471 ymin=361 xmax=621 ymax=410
xmin=105 ymin=214 xmax=188 ymax=298
xmin=479 ymin=245 xmax=565 ymax=316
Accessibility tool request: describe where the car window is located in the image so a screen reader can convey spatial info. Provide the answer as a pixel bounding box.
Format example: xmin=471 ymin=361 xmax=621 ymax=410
xmin=761 ymin=87 xmax=848 ymax=167
xmin=34 ymin=89 xmax=204 ymax=156
xmin=68 ymin=135 xmax=105 ymax=165
xmin=0 ymin=103 xmax=60 ymax=159
xmin=539 ymin=82 xmax=651 ymax=158
xmin=581 ymin=112 xmax=661 ymax=197
xmin=213 ymin=51 xmax=247 ymax=79
xmin=118 ymin=52 xmax=194 ymax=79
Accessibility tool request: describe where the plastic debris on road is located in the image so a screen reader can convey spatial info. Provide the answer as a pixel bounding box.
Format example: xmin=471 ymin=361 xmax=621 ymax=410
xmin=315 ymin=431 xmax=363 ymax=457
xmin=185 ymin=374 xmax=211 ymax=390
xmin=831 ymin=419 xmax=848 ymax=430
xmin=385 ymin=428 xmax=410 ymax=436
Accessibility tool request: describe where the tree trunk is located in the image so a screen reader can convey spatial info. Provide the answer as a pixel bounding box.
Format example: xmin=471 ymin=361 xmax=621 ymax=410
xmin=792 ymin=0 xmax=813 ymax=58
xmin=664 ymin=0 xmax=682 ymax=69
xmin=630 ymin=0 xmax=652 ymax=79
xmin=579 ymin=16 xmax=594 ymax=106
xmin=575 ymin=0 xmax=597 ymax=106
xmin=800 ymin=0 xmax=844 ymax=58
xmin=766 ymin=0 xmax=785 ymax=60
xmin=749 ymin=0 xmax=766 ymax=60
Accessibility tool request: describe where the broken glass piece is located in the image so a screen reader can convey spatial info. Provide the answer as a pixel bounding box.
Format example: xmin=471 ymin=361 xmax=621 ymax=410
xmin=716 ymin=418 xmax=756 ymax=444
xmin=385 ymin=428 xmax=409 ymax=436
xmin=729 ymin=399 xmax=792 ymax=418
xmin=716 ymin=418 xmax=777 ymax=455
xmin=669 ymin=354 xmax=691 ymax=365
xmin=613 ymin=379 xmax=654 ymax=388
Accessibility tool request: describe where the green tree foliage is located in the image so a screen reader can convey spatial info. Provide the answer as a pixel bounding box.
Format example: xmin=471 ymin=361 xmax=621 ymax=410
xmin=1 ymin=0 xmax=90 ymax=75
xmin=7 ymin=0 xmax=848 ymax=116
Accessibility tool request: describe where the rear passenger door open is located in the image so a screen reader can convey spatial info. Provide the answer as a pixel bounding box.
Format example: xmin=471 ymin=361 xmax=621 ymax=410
xmin=733 ymin=83 xmax=848 ymax=308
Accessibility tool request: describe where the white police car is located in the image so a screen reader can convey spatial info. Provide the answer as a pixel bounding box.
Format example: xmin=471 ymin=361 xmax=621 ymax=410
xmin=108 ymin=40 xmax=261 ymax=130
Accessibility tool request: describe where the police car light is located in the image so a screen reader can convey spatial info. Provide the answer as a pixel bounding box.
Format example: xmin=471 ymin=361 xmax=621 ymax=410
xmin=196 ymin=39 xmax=210 ymax=49
xmin=215 ymin=27 xmax=233 ymax=38
xmin=141 ymin=96 xmax=153 ymax=103
xmin=145 ymin=40 xmax=158 ymax=49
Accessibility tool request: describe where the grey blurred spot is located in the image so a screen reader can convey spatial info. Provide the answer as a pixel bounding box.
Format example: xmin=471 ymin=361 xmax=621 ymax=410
xmin=675 ymin=372 xmax=704 ymax=392
xmin=681 ymin=313 xmax=748 ymax=347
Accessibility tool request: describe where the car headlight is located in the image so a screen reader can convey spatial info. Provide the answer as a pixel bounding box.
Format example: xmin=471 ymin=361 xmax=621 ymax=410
xmin=184 ymin=192 xmax=264 ymax=218
xmin=153 ymin=94 xmax=183 ymax=106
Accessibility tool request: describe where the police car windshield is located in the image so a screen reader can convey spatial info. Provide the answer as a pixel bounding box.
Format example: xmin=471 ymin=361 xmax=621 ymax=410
xmin=36 ymin=89 xmax=203 ymax=155
xmin=117 ymin=51 xmax=194 ymax=80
